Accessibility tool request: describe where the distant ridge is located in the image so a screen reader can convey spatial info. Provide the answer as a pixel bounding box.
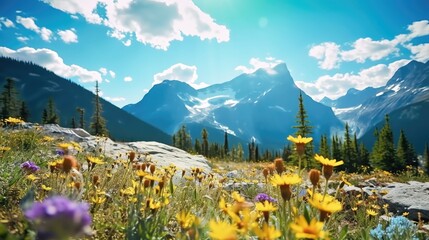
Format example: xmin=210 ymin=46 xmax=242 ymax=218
xmin=0 ymin=57 xmax=171 ymax=144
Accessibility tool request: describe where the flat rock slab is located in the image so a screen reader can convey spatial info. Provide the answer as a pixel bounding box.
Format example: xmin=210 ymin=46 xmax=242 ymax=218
xmin=382 ymin=181 xmax=429 ymax=221
xmin=40 ymin=124 xmax=211 ymax=176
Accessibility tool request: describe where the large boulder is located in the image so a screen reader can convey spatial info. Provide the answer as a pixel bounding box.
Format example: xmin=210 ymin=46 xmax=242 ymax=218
xmin=381 ymin=181 xmax=429 ymax=221
xmin=39 ymin=124 xmax=211 ymax=175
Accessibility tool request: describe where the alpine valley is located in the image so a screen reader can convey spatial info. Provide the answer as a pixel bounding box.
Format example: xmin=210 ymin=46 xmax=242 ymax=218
xmin=1 ymin=57 xmax=428 ymax=152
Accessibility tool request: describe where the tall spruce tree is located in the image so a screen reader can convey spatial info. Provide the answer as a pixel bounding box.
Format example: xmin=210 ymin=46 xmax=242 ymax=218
xmin=342 ymin=123 xmax=357 ymax=172
xmin=319 ymin=134 xmax=330 ymax=158
xmin=370 ymin=115 xmax=396 ymax=172
xmin=331 ymin=135 xmax=342 ymax=162
xmin=292 ymin=91 xmax=314 ymax=168
xmin=202 ymin=128 xmax=209 ymax=157
xmin=224 ymin=131 xmax=229 ymax=156
xmin=424 ymin=143 xmax=429 ymax=175
xmin=90 ymin=81 xmax=108 ymax=136
xmin=0 ymin=78 xmax=21 ymax=118
xmin=43 ymin=98 xmax=60 ymax=124
xmin=19 ymin=101 xmax=30 ymax=121
xmin=396 ymin=129 xmax=418 ymax=170
xmin=77 ymin=107 xmax=85 ymax=129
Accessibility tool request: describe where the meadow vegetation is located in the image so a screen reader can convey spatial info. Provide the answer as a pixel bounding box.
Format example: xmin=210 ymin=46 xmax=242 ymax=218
xmin=1 ymin=118 xmax=429 ymax=240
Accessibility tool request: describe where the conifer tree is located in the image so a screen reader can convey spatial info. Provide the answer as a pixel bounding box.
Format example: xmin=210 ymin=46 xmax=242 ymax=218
xmin=70 ymin=117 xmax=77 ymax=128
xmin=194 ymin=139 xmax=201 ymax=154
xmin=42 ymin=98 xmax=60 ymax=124
xmin=292 ymin=91 xmax=314 ymax=168
xmin=358 ymin=143 xmax=370 ymax=171
xmin=424 ymin=143 xmax=429 ymax=175
xmin=282 ymin=144 xmax=293 ymax=162
xmin=19 ymin=101 xmax=30 ymax=121
xmin=237 ymin=143 xmax=244 ymax=161
xmin=342 ymin=123 xmax=357 ymax=172
xmin=76 ymin=107 xmax=85 ymax=129
xmin=370 ymin=115 xmax=396 ymax=172
xmin=202 ymin=128 xmax=209 ymax=157
xmin=90 ymin=81 xmax=108 ymax=136
xmin=396 ymin=129 xmax=418 ymax=170
xmin=224 ymin=131 xmax=229 ymax=156
xmin=0 ymin=78 xmax=20 ymax=118
xmin=331 ymin=135 xmax=342 ymax=162
xmin=319 ymin=134 xmax=330 ymax=158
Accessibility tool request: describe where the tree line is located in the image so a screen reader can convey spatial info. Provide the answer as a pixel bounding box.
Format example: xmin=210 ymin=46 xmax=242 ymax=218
xmin=172 ymin=91 xmax=429 ymax=175
xmin=0 ymin=77 xmax=108 ymax=137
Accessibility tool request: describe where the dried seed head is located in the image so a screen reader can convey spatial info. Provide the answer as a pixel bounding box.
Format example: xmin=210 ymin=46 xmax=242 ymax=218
xmin=274 ymin=158 xmax=285 ymax=174
xmin=308 ymin=169 xmax=320 ymax=186
xmin=62 ymin=155 xmax=78 ymax=173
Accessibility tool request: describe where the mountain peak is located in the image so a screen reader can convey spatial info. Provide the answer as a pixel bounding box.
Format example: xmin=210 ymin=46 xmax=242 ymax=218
xmin=273 ymin=63 xmax=289 ymax=73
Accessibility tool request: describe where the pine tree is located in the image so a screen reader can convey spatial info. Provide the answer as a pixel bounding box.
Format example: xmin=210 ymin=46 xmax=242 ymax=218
xmin=397 ymin=129 xmax=418 ymax=170
xmin=342 ymin=123 xmax=357 ymax=172
xmin=424 ymin=143 xmax=429 ymax=175
xmin=70 ymin=117 xmax=76 ymax=128
xmin=90 ymin=81 xmax=108 ymax=136
xmin=194 ymin=139 xmax=201 ymax=154
xmin=19 ymin=101 xmax=30 ymax=121
xmin=0 ymin=78 xmax=20 ymax=118
xmin=224 ymin=131 xmax=229 ymax=156
xmin=331 ymin=135 xmax=342 ymax=161
xmin=319 ymin=134 xmax=330 ymax=158
xmin=292 ymin=91 xmax=314 ymax=168
xmin=358 ymin=143 xmax=370 ymax=172
xmin=202 ymin=128 xmax=209 ymax=157
xmin=237 ymin=143 xmax=243 ymax=161
xmin=282 ymin=144 xmax=293 ymax=163
xmin=76 ymin=107 xmax=85 ymax=129
xmin=370 ymin=115 xmax=396 ymax=172
xmin=43 ymin=98 xmax=59 ymax=124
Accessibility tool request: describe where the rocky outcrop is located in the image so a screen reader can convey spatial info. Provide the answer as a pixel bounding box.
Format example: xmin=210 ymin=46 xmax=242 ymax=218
xmin=381 ymin=181 xmax=429 ymax=221
xmin=39 ymin=124 xmax=211 ymax=175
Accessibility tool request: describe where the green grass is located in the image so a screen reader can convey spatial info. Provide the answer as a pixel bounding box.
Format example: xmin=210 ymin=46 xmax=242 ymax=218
xmin=1 ymin=127 xmax=428 ymax=239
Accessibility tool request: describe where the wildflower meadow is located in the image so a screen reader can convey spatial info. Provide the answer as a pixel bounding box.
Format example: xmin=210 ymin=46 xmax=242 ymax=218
xmin=1 ymin=118 xmax=429 ymax=240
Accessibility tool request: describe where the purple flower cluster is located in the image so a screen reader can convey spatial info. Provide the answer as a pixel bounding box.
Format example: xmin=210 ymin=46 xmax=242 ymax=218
xmin=254 ymin=193 xmax=277 ymax=203
xmin=25 ymin=196 xmax=92 ymax=239
xmin=20 ymin=161 xmax=40 ymax=173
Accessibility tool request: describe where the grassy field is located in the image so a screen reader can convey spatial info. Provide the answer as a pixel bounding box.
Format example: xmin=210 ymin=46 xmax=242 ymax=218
xmin=1 ymin=123 xmax=428 ymax=239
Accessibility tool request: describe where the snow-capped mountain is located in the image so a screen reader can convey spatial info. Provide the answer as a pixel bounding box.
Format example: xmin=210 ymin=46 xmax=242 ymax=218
xmin=332 ymin=60 xmax=429 ymax=138
xmin=320 ymin=86 xmax=381 ymax=108
xmin=123 ymin=63 xmax=343 ymax=149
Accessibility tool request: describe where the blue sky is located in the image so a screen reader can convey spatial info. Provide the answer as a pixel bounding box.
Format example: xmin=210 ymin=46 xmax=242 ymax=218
xmin=1 ymin=0 xmax=428 ymax=107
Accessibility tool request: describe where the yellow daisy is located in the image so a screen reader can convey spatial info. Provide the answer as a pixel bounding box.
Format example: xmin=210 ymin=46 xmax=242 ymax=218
xmin=290 ymin=216 xmax=328 ymax=239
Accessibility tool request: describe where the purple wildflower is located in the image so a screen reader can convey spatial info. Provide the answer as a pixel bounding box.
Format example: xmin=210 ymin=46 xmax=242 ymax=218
xmin=56 ymin=149 xmax=65 ymax=156
xmin=20 ymin=161 xmax=40 ymax=173
xmin=254 ymin=193 xmax=277 ymax=203
xmin=25 ymin=196 xmax=92 ymax=239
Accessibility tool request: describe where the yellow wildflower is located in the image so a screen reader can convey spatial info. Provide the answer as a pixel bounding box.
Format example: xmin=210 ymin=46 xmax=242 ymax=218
xmin=270 ymin=173 xmax=301 ymax=201
xmin=91 ymin=195 xmax=106 ymax=204
xmin=287 ymin=135 xmax=313 ymax=156
xmin=208 ymin=220 xmax=237 ymax=240
xmin=4 ymin=117 xmax=24 ymax=124
xmin=367 ymin=209 xmax=378 ymax=216
xmin=290 ymin=215 xmax=328 ymax=239
xmin=42 ymin=136 xmax=54 ymax=142
xmin=232 ymin=191 xmax=245 ymax=203
xmin=87 ymin=156 xmax=104 ymax=165
xmin=41 ymin=184 xmax=52 ymax=191
xmin=314 ymin=154 xmax=344 ymax=180
xmin=176 ymin=211 xmax=199 ymax=229
xmin=308 ymin=190 xmax=342 ymax=221
xmin=253 ymin=223 xmax=281 ymax=240
xmin=26 ymin=174 xmax=39 ymax=181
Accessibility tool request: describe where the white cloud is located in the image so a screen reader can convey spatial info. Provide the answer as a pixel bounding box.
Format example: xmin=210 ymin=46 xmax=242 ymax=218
xmin=58 ymin=28 xmax=78 ymax=43
xmin=99 ymin=67 xmax=107 ymax=75
xmin=42 ymin=0 xmax=230 ymax=50
xmin=104 ymin=96 xmax=126 ymax=102
xmin=109 ymin=70 xmax=115 ymax=78
xmin=235 ymin=57 xmax=284 ymax=74
xmin=124 ymin=76 xmax=132 ymax=82
xmin=308 ymin=42 xmax=341 ymax=70
xmin=17 ymin=36 xmax=29 ymax=43
xmin=153 ymin=63 xmax=207 ymax=89
xmin=309 ymin=20 xmax=429 ymax=69
xmin=405 ymin=43 xmax=429 ymax=63
xmin=16 ymin=16 xmax=53 ymax=42
xmin=340 ymin=38 xmax=399 ymax=63
xmin=0 ymin=46 xmax=102 ymax=83
xmin=296 ymin=59 xmax=411 ymax=101
xmin=0 ymin=17 xmax=15 ymax=28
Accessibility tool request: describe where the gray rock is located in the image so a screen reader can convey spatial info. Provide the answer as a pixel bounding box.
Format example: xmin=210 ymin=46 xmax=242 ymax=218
xmin=39 ymin=124 xmax=211 ymax=176
xmin=381 ymin=181 xmax=429 ymax=221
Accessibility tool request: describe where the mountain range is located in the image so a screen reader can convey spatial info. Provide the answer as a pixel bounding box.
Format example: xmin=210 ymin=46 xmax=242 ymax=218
xmin=1 ymin=56 xmax=428 ymax=153
xmin=0 ymin=57 xmax=171 ymax=144
xmin=123 ymin=63 xmax=344 ymax=150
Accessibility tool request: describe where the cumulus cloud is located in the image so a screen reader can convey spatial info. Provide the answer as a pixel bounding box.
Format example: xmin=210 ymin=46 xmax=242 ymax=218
xmin=0 ymin=46 xmax=102 ymax=83
xmin=153 ymin=63 xmax=207 ymax=89
xmin=42 ymin=0 xmax=230 ymax=50
xmin=0 ymin=17 xmax=15 ymax=28
xmin=17 ymin=36 xmax=29 ymax=43
xmin=405 ymin=43 xmax=429 ymax=63
xmin=109 ymin=70 xmax=115 ymax=78
xmin=16 ymin=16 xmax=53 ymax=42
xmin=309 ymin=20 xmax=429 ymax=69
xmin=308 ymin=42 xmax=341 ymax=70
xmin=99 ymin=67 xmax=107 ymax=75
xmin=235 ymin=57 xmax=284 ymax=74
xmin=296 ymin=59 xmax=410 ymax=101
xmin=124 ymin=76 xmax=132 ymax=82
xmin=104 ymin=96 xmax=126 ymax=102
xmin=58 ymin=28 xmax=78 ymax=43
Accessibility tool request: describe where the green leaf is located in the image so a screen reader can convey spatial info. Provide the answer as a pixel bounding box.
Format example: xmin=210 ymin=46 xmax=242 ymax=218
xmin=338 ymin=224 xmax=348 ymax=240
